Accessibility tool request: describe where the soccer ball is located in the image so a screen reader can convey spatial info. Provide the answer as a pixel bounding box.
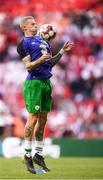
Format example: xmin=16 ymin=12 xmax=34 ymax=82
xmin=39 ymin=24 xmax=56 ymax=41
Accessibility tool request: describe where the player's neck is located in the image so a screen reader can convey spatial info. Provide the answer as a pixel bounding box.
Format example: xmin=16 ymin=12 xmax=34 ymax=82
xmin=24 ymin=33 xmax=34 ymax=37
xmin=24 ymin=31 xmax=34 ymax=37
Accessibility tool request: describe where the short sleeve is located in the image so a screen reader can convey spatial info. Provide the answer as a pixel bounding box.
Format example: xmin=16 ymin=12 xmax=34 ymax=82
xmin=17 ymin=40 xmax=30 ymax=58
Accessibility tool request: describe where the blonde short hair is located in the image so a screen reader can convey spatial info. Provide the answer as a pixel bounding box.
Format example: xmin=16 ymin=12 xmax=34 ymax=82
xmin=20 ymin=16 xmax=34 ymax=31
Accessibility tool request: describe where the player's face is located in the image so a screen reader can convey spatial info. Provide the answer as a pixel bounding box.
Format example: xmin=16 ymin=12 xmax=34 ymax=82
xmin=25 ymin=19 xmax=37 ymax=35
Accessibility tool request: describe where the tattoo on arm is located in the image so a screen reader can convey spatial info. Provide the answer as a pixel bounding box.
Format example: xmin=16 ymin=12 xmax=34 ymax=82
xmin=50 ymin=52 xmax=62 ymax=66
xmin=25 ymin=125 xmax=33 ymax=139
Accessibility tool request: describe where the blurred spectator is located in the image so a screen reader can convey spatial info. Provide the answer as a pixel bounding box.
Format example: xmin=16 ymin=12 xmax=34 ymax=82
xmin=12 ymin=115 xmax=25 ymax=138
xmin=0 ymin=94 xmax=13 ymax=139
xmin=0 ymin=16 xmax=9 ymax=62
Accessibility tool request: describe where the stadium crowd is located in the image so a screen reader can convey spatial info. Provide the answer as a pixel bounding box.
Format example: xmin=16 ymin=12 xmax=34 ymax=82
xmin=0 ymin=0 xmax=103 ymax=139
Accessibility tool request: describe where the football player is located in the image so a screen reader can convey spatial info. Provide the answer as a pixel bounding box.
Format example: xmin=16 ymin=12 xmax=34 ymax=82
xmin=17 ymin=16 xmax=74 ymax=174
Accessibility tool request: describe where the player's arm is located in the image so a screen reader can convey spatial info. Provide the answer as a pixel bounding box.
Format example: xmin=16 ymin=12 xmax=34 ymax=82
xmin=51 ymin=42 xmax=74 ymax=66
xmin=22 ymin=54 xmax=51 ymax=71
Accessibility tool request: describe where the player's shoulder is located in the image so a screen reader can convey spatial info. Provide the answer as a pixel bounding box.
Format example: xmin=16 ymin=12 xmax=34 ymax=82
xmin=35 ymin=35 xmax=44 ymax=42
xmin=23 ymin=36 xmax=38 ymax=46
xmin=23 ymin=37 xmax=30 ymax=45
xmin=35 ymin=35 xmax=41 ymax=39
xmin=36 ymin=35 xmax=50 ymax=45
xmin=17 ymin=39 xmax=27 ymax=58
xmin=17 ymin=40 xmax=24 ymax=52
xmin=19 ymin=37 xmax=32 ymax=49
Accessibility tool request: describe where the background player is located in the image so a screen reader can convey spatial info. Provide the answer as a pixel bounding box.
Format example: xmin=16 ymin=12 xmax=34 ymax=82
xmin=17 ymin=16 xmax=74 ymax=174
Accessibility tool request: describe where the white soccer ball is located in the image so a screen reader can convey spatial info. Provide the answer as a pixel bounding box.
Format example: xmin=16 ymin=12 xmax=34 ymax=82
xmin=39 ymin=24 xmax=56 ymax=41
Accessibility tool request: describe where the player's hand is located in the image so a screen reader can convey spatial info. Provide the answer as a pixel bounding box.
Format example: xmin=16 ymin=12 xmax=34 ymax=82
xmin=40 ymin=54 xmax=52 ymax=62
xmin=62 ymin=42 xmax=74 ymax=52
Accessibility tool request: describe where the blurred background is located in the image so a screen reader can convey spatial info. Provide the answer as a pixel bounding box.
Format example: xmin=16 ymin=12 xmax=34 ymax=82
xmin=0 ymin=0 xmax=103 ymax=157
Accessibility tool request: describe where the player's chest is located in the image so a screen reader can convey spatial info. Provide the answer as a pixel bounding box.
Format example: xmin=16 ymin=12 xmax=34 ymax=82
xmin=29 ymin=39 xmax=50 ymax=52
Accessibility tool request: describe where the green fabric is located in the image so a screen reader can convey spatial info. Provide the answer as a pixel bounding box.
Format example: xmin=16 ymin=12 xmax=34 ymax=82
xmin=25 ymin=148 xmax=32 ymax=152
xmin=23 ymin=79 xmax=52 ymax=113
